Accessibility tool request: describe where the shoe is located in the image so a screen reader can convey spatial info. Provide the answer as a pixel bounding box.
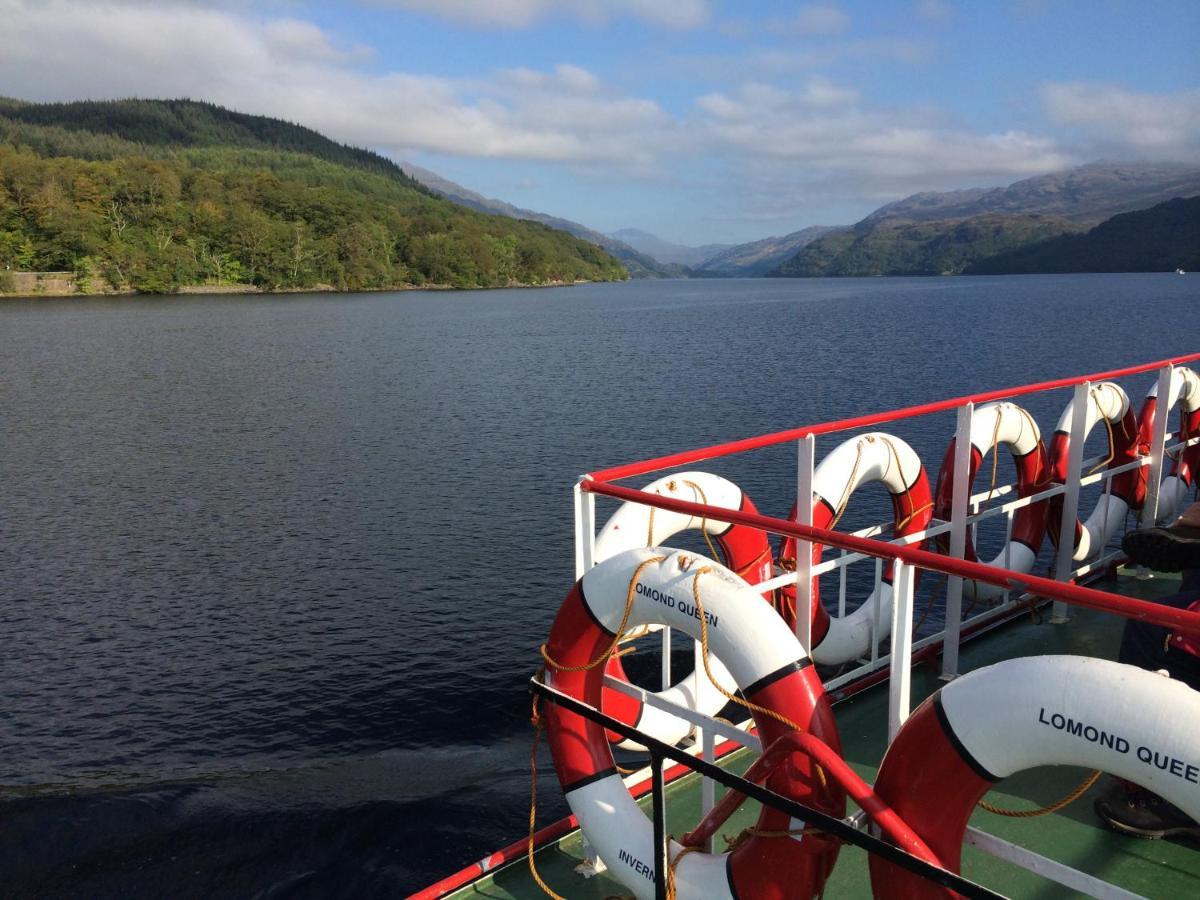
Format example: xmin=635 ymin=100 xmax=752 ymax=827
xmin=1094 ymin=781 xmax=1200 ymax=840
xmin=1122 ymin=502 xmax=1200 ymax=572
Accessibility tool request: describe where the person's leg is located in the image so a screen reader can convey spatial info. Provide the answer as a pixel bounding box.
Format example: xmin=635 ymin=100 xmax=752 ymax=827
xmin=1122 ymin=501 xmax=1200 ymax=572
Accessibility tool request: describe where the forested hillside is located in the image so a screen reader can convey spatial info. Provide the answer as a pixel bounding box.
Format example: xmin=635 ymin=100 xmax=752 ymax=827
xmin=964 ymin=197 xmax=1200 ymax=274
xmin=772 ymin=214 xmax=1082 ymax=277
xmin=0 ymin=98 xmax=627 ymax=294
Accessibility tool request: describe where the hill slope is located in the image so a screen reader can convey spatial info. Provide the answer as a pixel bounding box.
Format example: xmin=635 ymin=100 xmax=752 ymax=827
xmin=0 ymin=98 xmax=627 ymax=293
xmin=964 ymin=197 xmax=1200 ymax=274
xmin=862 ymin=161 xmax=1200 ymax=225
xmin=774 ymin=161 xmax=1200 ymax=277
xmin=694 ymin=226 xmax=842 ymax=276
xmin=402 ymin=162 xmax=684 ymax=278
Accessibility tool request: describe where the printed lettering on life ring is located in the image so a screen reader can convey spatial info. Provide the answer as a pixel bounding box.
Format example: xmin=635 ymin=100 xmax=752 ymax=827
xmin=543 ymin=548 xmax=844 ymax=900
xmin=594 ymin=472 xmax=774 ymax=749
xmin=869 ymin=655 xmax=1200 ymax=899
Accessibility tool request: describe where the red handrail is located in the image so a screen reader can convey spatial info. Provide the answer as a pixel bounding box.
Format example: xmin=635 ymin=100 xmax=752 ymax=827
xmin=581 ymin=479 xmax=1200 ymax=636
xmin=589 ymin=352 xmax=1200 ymax=483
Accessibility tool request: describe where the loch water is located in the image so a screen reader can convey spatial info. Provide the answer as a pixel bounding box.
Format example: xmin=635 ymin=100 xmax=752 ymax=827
xmin=2 ymin=274 xmax=1197 ymax=897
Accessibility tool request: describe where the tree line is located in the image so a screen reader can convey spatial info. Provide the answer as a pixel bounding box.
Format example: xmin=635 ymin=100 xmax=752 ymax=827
xmin=0 ymin=103 xmax=627 ymax=293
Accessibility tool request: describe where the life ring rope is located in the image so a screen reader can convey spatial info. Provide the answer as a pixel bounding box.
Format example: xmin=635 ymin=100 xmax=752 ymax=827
xmin=539 ymin=555 xmax=665 ymax=674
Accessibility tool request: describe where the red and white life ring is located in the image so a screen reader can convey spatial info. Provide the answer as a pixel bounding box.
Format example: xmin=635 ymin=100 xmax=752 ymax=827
xmin=1136 ymin=368 xmax=1200 ymax=524
xmin=594 ymin=472 xmax=774 ymax=749
xmin=780 ymin=433 xmax=933 ymax=665
xmin=869 ymin=655 xmax=1200 ymax=899
xmin=933 ymin=401 xmax=1049 ymax=603
xmin=543 ymin=547 xmax=844 ymax=900
xmin=1048 ymin=382 xmax=1141 ymax=561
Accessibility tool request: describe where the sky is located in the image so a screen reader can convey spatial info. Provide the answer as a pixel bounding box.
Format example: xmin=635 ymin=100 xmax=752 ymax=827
xmin=0 ymin=1 xmax=1197 ymax=245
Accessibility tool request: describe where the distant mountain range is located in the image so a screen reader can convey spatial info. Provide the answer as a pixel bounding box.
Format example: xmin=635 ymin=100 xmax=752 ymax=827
xmin=862 ymin=161 xmax=1200 ymax=225
xmin=774 ymin=162 xmax=1200 ymax=277
xmin=402 ymin=163 xmax=684 ymax=278
xmin=691 ymin=226 xmax=843 ymax=276
xmin=606 ymin=228 xmax=730 ymax=268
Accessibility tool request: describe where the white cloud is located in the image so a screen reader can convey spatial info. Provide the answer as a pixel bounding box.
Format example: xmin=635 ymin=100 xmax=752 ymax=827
xmin=768 ymin=4 xmax=850 ymax=36
xmin=695 ymin=80 xmax=1071 ymax=187
xmin=1041 ymin=82 xmax=1200 ymax=156
xmin=370 ymin=0 xmax=710 ymax=30
xmin=0 ymin=1 xmax=674 ymax=169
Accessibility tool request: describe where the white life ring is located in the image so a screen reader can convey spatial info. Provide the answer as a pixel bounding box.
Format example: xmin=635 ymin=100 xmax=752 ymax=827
xmin=1047 ymin=382 xmax=1141 ymax=561
xmin=594 ymin=472 xmax=773 ymax=750
xmin=932 ymin=402 xmax=1049 ymax=604
xmin=870 ymin=655 xmax=1200 ymax=899
xmin=1137 ymin=368 xmax=1200 ymax=524
xmin=780 ymin=433 xmax=933 ymax=665
xmin=543 ymin=547 xmax=844 ymax=900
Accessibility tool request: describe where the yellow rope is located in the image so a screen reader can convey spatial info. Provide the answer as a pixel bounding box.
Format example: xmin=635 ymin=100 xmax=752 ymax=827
xmin=645 ymin=480 xmax=721 ymax=564
xmin=539 ymin=556 xmax=666 ymax=673
xmin=527 ymin=692 xmax=567 ymax=900
xmin=685 ymin=562 xmax=830 ymax=795
xmin=665 ymin=842 xmax=702 ymax=900
xmin=978 ymin=768 xmax=1102 ymax=817
xmin=531 ymin=557 xmax=664 ymax=900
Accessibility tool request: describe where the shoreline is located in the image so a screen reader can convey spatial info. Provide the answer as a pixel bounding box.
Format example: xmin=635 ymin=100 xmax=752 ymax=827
xmin=0 ymin=277 xmax=608 ymax=301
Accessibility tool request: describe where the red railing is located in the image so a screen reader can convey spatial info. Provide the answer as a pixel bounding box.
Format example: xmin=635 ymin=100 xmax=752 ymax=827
xmin=589 ymin=351 xmax=1200 ymax=483
xmin=579 ymin=482 xmax=1200 ymax=636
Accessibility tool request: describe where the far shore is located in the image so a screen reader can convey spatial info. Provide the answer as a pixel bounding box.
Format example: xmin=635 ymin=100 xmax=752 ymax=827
xmin=0 ymin=278 xmax=602 ymax=301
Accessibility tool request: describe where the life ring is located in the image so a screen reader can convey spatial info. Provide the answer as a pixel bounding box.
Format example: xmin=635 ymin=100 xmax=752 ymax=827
xmin=543 ymin=547 xmax=844 ymax=900
xmin=1136 ymin=368 xmax=1200 ymax=524
xmin=779 ymin=433 xmax=933 ymax=665
xmin=1047 ymin=382 xmax=1141 ymax=561
xmin=868 ymin=655 xmax=1200 ymax=899
xmin=594 ymin=472 xmax=774 ymax=750
xmin=932 ymin=402 xmax=1049 ymax=603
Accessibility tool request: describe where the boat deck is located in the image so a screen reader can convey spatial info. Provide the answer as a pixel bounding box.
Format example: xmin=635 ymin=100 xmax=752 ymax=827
xmin=445 ymin=567 xmax=1200 ymax=899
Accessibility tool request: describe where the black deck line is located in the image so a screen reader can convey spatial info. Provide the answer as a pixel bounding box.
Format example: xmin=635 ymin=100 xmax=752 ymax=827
xmin=529 ymin=676 xmax=1007 ymax=900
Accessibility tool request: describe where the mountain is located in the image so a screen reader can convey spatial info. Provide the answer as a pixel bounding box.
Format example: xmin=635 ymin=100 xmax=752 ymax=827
xmin=403 ymin=163 xmax=684 ymax=278
xmin=0 ymin=98 xmax=627 ymax=294
xmin=773 ymin=215 xmax=1083 ymax=277
xmin=607 ymin=228 xmax=730 ymax=268
xmin=862 ymin=161 xmax=1200 ymax=225
xmin=693 ymin=226 xmax=843 ymax=276
xmin=774 ymin=161 xmax=1200 ymax=277
xmin=964 ymin=196 xmax=1200 ymax=275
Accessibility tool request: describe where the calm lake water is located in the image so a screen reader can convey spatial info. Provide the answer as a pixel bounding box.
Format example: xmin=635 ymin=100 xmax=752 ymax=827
xmin=2 ymin=274 xmax=1197 ymax=896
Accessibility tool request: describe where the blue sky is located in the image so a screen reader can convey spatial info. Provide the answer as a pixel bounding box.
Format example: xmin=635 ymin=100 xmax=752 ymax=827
xmin=1 ymin=0 xmax=1197 ymax=244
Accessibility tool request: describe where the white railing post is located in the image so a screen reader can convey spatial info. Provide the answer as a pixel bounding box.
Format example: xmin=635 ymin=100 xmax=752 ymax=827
xmin=942 ymin=401 xmax=973 ymax=679
xmin=1141 ymin=365 xmax=1175 ymax=528
xmin=795 ymin=434 xmax=816 ymax=653
xmin=888 ymin=560 xmax=916 ymax=742
xmin=1052 ymin=382 xmax=1090 ymax=621
xmin=661 ymin=626 xmax=671 ymax=690
xmin=573 ymin=478 xmax=595 ymax=579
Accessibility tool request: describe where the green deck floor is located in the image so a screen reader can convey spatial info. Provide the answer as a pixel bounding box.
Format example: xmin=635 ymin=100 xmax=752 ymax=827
xmin=450 ymin=569 xmax=1200 ymax=898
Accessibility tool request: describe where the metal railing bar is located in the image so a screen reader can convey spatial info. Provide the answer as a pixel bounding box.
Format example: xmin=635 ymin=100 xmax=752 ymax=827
xmin=602 ymin=675 xmax=763 ymax=752
xmin=580 ymin=480 xmax=1200 ymax=635
xmin=529 ymin=677 xmax=1006 ymax=899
